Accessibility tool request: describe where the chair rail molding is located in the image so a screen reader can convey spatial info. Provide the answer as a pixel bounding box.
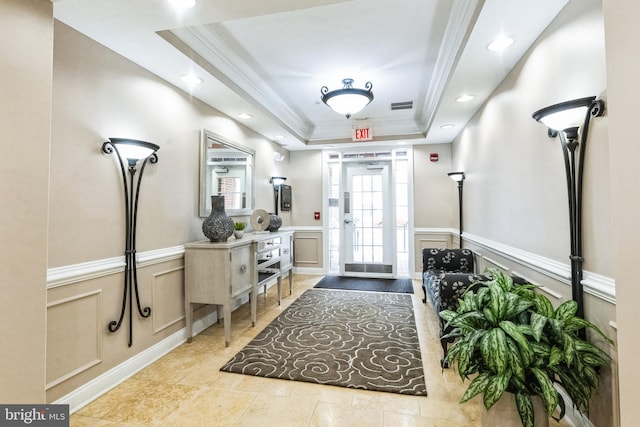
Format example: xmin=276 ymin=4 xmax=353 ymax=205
xmin=463 ymin=232 xmax=615 ymax=304
xmin=47 ymin=246 xmax=186 ymax=289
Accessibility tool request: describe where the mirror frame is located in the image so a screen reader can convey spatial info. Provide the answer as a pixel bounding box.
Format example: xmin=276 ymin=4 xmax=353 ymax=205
xmin=199 ymin=129 xmax=255 ymax=218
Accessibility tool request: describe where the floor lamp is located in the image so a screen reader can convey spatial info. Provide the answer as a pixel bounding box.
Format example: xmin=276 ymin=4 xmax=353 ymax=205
xmin=532 ymin=97 xmax=605 ymax=335
xmin=448 ymin=172 xmax=465 ymax=248
xmin=102 ymin=138 xmax=159 ymax=347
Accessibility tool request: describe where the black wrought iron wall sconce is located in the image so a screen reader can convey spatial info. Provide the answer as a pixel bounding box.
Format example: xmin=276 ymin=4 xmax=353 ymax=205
xmin=532 ymin=96 xmax=605 ymax=334
xmin=448 ymin=172 xmax=465 ymax=248
xmin=270 ymin=176 xmax=286 ymax=215
xmin=102 ymin=138 xmax=159 ymax=347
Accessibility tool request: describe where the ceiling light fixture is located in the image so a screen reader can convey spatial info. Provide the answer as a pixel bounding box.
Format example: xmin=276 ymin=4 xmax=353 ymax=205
xmin=440 ymin=124 xmax=455 ymax=129
xmin=456 ymin=94 xmax=474 ymax=103
xmin=320 ymin=78 xmax=374 ymax=119
xmin=237 ymin=113 xmax=253 ymax=120
xmin=169 ymin=0 xmax=195 ymax=9
xmin=488 ymin=36 xmax=515 ymax=52
xmin=180 ymin=74 xmax=203 ymax=86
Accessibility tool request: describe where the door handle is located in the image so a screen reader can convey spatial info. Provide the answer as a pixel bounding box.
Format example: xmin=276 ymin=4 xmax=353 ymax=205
xmin=344 ymin=219 xmax=353 ymax=224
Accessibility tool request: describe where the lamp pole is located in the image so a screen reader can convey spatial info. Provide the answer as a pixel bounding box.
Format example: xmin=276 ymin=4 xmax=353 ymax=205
xmin=448 ymin=172 xmax=465 ymax=248
xmin=533 ymin=97 xmax=605 ymax=340
xmin=102 ymin=139 xmax=158 ymax=347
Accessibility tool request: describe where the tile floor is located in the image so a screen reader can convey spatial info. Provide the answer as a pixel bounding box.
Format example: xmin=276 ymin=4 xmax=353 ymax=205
xmin=70 ymin=275 xmax=567 ymax=426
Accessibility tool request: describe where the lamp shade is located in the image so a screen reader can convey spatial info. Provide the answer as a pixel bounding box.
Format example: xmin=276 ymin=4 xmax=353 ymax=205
xmin=531 ymin=96 xmax=596 ymax=131
xmin=321 ymin=79 xmax=373 ymax=119
xmin=448 ymin=171 xmax=465 ymax=182
xmin=109 ymin=138 xmax=159 ymax=161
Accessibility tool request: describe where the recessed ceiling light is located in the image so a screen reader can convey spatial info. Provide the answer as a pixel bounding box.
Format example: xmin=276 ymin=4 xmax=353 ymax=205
xmin=237 ymin=113 xmax=253 ymax=120
xmin=273 ymin=135 xmax=285 ymax=140
xmin=488 ymin=36 xmax=515 ymax=52
xmin=180 ymin=74 xmax=203 ymax=86
xmin=169 ymin=0 xmax=195 ymax=9
xmin=440 ymin=124 xmax=455 ymax=129
xmin=456 ymin=95 xmax=474 ymax=103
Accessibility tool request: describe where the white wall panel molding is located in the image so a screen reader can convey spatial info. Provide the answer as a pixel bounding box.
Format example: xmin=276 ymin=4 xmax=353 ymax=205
xmin=46 ymin=290 xmax=103 ymax=391
xmin=464 ymin=233 xmax=615 ymax=304
xmin=137 ymin=245 xmax=185 ymax=268
xmin=47 ymin=246 xmax=186 ymax=289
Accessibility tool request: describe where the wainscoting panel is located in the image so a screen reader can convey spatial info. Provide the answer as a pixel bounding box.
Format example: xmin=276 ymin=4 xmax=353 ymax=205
xmin=294 ymin=234 xmax=321 ymax=267
xmin=46 ymin=290 xmax=102 ymax=390
xmin=151 ymin=267 xmax=185 ymax=334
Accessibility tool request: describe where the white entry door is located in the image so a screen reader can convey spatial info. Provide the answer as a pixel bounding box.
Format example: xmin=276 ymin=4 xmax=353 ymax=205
xmin=341 ymin=162 xmax=395 ymax=276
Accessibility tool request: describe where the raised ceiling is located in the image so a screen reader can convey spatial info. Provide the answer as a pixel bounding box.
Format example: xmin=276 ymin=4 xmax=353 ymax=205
xmin=53 ymin=0 xmax=568 ymax=150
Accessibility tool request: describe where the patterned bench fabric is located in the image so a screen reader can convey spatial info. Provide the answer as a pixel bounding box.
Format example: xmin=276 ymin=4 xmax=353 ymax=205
xmin=421 ymin=248 xmax=475 ymax=305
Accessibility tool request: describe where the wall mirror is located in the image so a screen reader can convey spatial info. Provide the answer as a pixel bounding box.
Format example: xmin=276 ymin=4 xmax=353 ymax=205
xmin=199 ymin=129 xmax=255 ymax=217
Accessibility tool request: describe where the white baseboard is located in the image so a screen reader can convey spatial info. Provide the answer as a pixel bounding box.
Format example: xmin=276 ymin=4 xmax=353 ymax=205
xmin=54 ymin=313 xmax=218 ymax=414
xmin=292 ymin=266 xmax=324 ymax=276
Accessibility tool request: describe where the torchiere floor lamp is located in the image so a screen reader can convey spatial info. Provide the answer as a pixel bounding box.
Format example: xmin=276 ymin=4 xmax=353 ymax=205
xmin=532 ymin=96 xmax=605 ymax=336
xmin=448 ymin=172 xmax=465 ymax=248
xmin=102 ymin=138 xmax=159 ymax=347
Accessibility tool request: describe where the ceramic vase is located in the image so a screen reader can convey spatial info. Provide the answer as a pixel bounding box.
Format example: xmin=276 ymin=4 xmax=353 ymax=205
xmin=265 ymin=214 xmax=282 ymax=232
xmin=202 ymin=195 xmax=234 ymax=242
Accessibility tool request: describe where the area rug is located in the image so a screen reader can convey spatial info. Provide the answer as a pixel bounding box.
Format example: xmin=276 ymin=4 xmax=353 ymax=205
xmin=220 ymin=288 xmax=427 ymax=396
xmin=313 ymin=276 xmax=414 ymax=294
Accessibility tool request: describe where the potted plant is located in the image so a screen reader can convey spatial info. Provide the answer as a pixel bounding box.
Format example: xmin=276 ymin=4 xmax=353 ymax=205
xmin=440 ymin=269 xmax=612 ymax=427
xmin=233 ymin=221 xmax=246 ymax=239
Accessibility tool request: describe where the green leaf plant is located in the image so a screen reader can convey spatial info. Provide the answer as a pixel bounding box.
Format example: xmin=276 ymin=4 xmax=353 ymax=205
xmin=234 ymin=221 xmax=246 ymax=231
xmin=440 ymin=269 xmax=613 ymax=427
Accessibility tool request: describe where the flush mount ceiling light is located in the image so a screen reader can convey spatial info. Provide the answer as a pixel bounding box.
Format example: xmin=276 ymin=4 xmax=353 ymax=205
xmin=320 ymin=78 xmax=374 ymax=119
xmin=456 ymin=94 xmax=475 ymax=103
xmin=169 ymin=0 xmax=195 ymax=9
xmin=180 ymin=73 xmax=203 ymax=86
xmin=487 ymin=36 xmax=515 ymax=51
xmin=237 ymin=113 xmax=253 ymax=120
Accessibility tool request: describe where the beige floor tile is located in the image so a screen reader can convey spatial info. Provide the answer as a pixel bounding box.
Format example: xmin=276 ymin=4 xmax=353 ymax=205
xmin=75 ymin=378 xmax=201 ymax=424
xmin=236 ymin=393 xmax=317 ymax=427
xmin=383 ymin=411 xmax=479 ymax=427
xmin=351 ymin=389 xmax=422 ymax=416
xmin=310 ymin=401 xmax=384 ymax=427
xmin=164 ymin=386 xmax=256 ymax=427
xmin=289 ymin=381 xmax=357 ymax=405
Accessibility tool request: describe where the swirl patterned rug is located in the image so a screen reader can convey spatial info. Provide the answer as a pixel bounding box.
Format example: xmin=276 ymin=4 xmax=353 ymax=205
xmin=220 ymin=288 xmax=427 ymax=396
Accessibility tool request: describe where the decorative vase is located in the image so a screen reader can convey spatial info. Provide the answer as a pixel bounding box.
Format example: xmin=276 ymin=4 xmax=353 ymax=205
xmin=202 ymin=195 xmax=234 ymax=242
xmin=265 ymin=213 xmax=282 ymax=232
xmin=234 ymin=230 xmax=244 ymax=239
xmin=481 ymin=393 xmax=548 ymax=427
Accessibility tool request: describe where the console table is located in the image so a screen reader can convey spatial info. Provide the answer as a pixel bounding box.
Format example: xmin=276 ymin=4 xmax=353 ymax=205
xmin=184 ymin=230 xmax=294 ymax=346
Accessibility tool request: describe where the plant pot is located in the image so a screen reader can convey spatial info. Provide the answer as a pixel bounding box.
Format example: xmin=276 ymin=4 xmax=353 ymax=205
xmin=234 ymin=230 xmax=244 ymax=239
xmin=481 ymin=393 xmax=548 ymax=427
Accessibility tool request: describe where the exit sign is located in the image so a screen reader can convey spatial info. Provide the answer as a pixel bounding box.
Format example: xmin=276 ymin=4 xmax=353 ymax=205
xmin=352 ymin=123 xmax=372 ymax=141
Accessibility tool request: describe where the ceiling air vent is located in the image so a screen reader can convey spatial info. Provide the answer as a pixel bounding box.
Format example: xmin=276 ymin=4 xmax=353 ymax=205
xmin=390 ymin=101 xmax=413 ymax=111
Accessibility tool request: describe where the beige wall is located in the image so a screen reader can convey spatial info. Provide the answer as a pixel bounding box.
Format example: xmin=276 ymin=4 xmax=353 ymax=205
xmin=602 ymin=0 xmax=640 ymax=425
xmin=45 ymin=21 xmax=291 ymax=401
xmin=452 ymin=0 xmax=616 ymax=425
xmin=413 ymin=144 xmax=455 ymax=229
xmin=0 ymin=0 xmax=52 ymax=403
xmin=452 ymin=0 xmax=609 ymax=274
